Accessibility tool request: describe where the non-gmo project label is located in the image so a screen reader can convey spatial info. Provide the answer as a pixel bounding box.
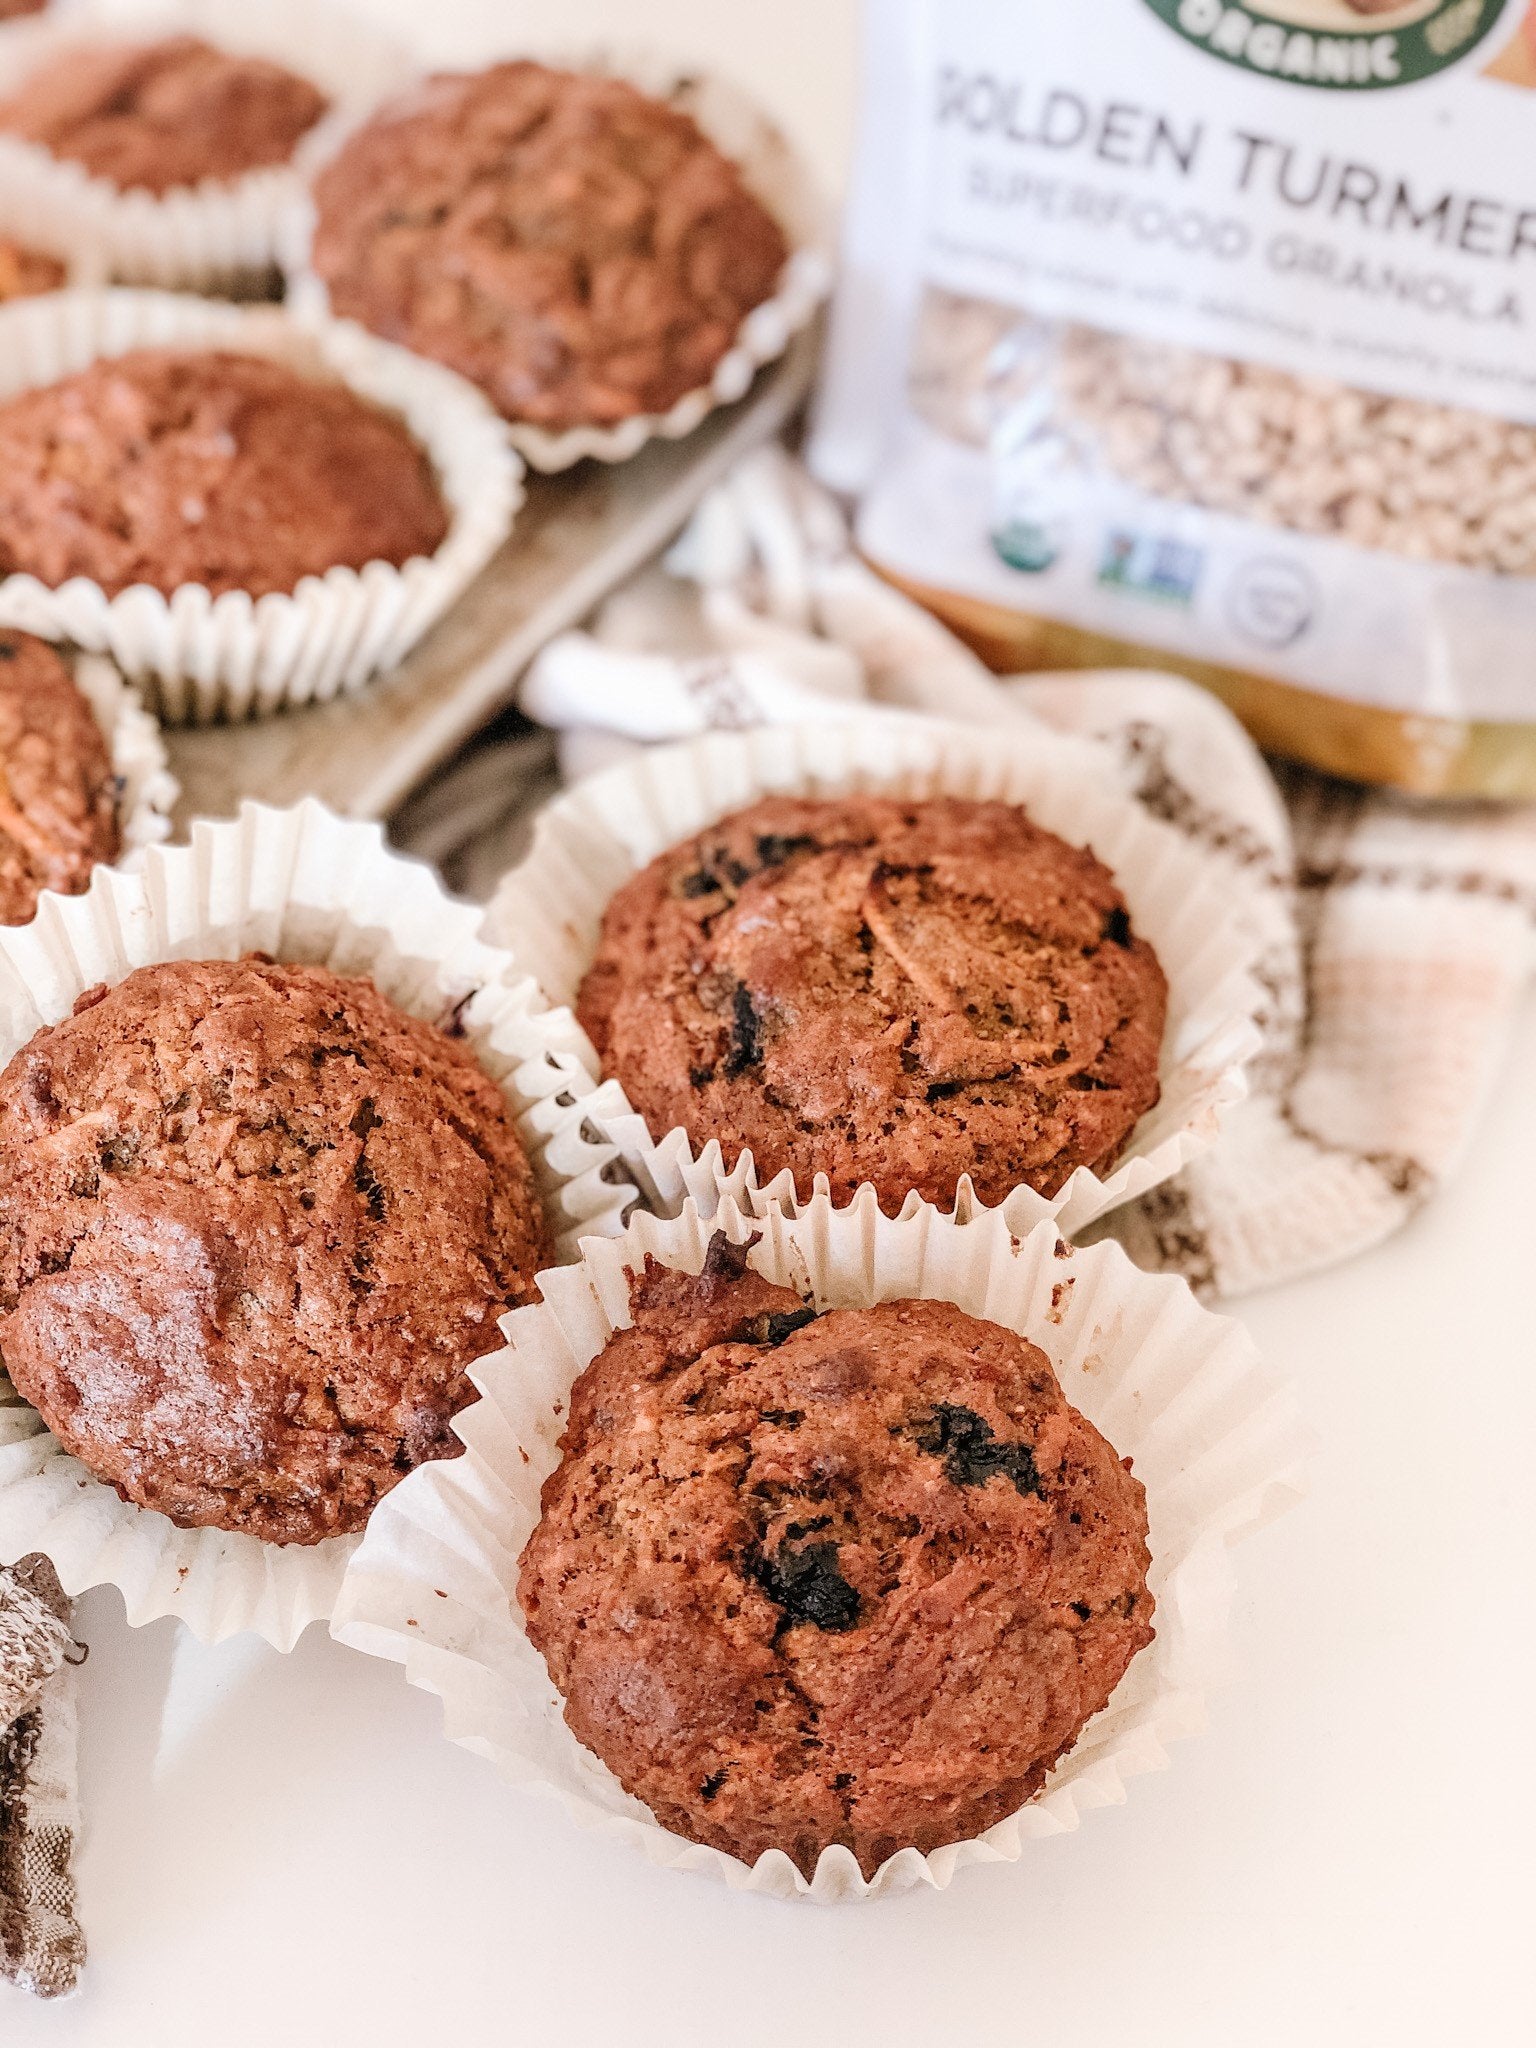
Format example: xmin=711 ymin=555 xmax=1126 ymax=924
xmin=1144 ymin=0 xmax=1515 ymax=89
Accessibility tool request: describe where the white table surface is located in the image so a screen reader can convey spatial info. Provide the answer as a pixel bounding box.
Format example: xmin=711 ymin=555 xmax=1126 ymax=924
xmin=6 ymin=3 xmax=1534 ymax=2040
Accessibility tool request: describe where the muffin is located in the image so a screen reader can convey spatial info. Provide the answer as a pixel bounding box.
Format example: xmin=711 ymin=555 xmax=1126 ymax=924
xmin=0 ymin=957 xmax=552 ymax=1546
xmin=0 ymin=347 xmax=449 ymax=598
xmin=0 ymin=235 xmax=65 ymax=300
xmin=518 ymin=1236 xmax=1154 ymax=1878
xmin=0 ymin=631 xmax=120 ymax=923
xmin=309 ymin=61 xmax=791 ymax=433
xmin=0 ymin=35 xmax=328 ymax=194
xmin=577 ymin=795 xmax=1168 ymax=1210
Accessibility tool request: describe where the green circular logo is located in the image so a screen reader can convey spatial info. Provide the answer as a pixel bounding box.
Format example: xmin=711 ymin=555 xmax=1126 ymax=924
xmin=1144 ymin=0 xmax=1518 ymax=89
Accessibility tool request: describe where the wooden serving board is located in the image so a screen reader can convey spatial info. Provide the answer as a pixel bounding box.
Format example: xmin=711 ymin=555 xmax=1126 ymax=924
xmin=164 ymin=327 xmax=818 ymax=830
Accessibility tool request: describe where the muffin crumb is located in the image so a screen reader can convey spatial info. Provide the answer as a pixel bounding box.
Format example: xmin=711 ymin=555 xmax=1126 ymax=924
xmin=0 ymin=236 xmax=66 ymax=302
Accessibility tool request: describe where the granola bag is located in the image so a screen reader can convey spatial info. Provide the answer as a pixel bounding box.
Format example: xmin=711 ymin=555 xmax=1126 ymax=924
xmin=811 ymin=0 xmax=1536 ymax=795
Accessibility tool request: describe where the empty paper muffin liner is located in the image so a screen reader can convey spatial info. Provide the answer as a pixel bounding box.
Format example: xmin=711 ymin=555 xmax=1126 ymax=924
xmin=0 ymin=287 xmax=522 ymax=722
xmin=0 ymin=800 xmax=637 ymax=1650
xmin=0 ymin=0 xmax=413 ymax=290
xmin=282 ymin=49 xmax=834 ymax=473
xmin=485 ymin=717 xmax=1265 ymax=1241
xmin=68 ymin=647 xmax=178 ymax=865
xmin=332 ymin=1190 xmax=1310 ymax=1902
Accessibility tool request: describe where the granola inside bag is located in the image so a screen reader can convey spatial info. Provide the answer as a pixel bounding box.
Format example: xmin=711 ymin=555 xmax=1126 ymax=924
xmin=811 ymin=0 xmax=1536 ymax=795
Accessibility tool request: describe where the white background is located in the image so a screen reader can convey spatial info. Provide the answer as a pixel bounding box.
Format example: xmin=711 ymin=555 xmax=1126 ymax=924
xmin=4 ymin=3 xmax=1535 ymax=2043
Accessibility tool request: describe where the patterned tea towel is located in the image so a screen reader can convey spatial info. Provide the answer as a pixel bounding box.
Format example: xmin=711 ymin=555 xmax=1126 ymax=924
xmin=0 ymin=1556 xmax=84 ymax=2000
xmin=395 ymin=446 xmax=1536 ymax=1300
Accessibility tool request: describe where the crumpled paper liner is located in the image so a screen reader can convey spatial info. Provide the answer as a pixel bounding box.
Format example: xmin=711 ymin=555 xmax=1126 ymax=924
xmin=486 ymin=717 xmax=1265 ymax=1240
xmin=0 ymin=287 xmax=522 ymax=723
xmin=283 ymin=49 xmax=833 ymax=473
xmin=0 ymin=0 xmax=413 ymax=290
xmin=0 ymin=800 xmax=637 ymax=1650
xmin=333 ymin=1190 xmax=1311 ymax=1902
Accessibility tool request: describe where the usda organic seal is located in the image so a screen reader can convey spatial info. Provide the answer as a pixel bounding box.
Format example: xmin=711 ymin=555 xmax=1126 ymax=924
xmin=1145 ymin=0 xmax=1517 ymax=88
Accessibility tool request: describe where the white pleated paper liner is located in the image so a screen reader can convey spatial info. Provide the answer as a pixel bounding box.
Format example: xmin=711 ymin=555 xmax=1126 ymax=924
xmin=283 ymin=49 xmax=833 ymax=473
xmin=0 ymin=0 xmax=414 ymax=289
xmin=0 ymin=288 xmax=522 ymax=723
xmin=485 ymin=718 xmax=1266 ymax=1241
xmin=0 ymin=800 xmax=637 ymax=1650
xmin=332 ymin=1191 xmax=1311 ymax=1903
xmin=68 ymin=647 xmax=178 ymax=865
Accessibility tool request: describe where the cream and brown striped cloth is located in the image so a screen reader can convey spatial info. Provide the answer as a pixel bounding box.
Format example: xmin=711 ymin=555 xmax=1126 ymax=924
xmin=0 ymin=1556 xmax=84 ymax=2000
xmin=397 ymin=445 xmax=1536 ymax=1299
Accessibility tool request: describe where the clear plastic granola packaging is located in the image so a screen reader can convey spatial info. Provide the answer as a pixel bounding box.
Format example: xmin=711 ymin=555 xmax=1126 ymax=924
xmin=812 ymin=0 xmax=1536 ymax=796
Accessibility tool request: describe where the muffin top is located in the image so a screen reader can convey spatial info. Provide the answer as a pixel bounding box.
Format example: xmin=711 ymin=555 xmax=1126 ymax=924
xmin=310 ymin=61 xmax=791 ymax=433
xmin=519 ymin=1238 xmax=1154 ymax=1878
xmin=0 ymin=348 xmax=449 ymax=599
xmin=0 ymin=632 xmax=119 ymax=925
xmin=577 ymin=795 xmax=1168 ymax=1211
xmin=0 ymin=236 xmax=65 ymax=301
xmin=0 ymin=35 xmax=329 ymax=194
xmin=0 ymin=957 xmax=552 ymax=1545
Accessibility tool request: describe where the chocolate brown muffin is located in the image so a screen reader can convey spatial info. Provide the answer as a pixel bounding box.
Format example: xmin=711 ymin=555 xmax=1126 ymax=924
xmin=577 ymin=795 xmax=1168 ymax=1210
xmin=310 ymin=62 xmax=791 ymax=433
xmin=0 ymin=348 xmax=449 ymax=599
xmin=0 ymin=237 xmax=65 ymax=301
xmin=0 ymin=35 xmax=328 ymax=194
xmin=0 ymin=958 xmax=551 ymax=1546
xmin=519 ymin=1239 xmax=1154 ymax=1878
xmin=0 ymin=632 xmax=119 ymax=925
